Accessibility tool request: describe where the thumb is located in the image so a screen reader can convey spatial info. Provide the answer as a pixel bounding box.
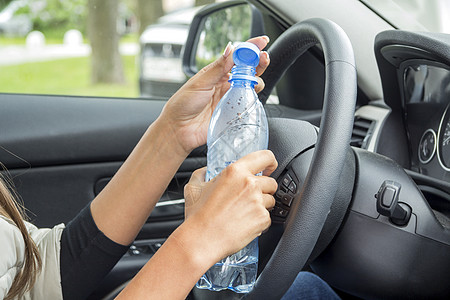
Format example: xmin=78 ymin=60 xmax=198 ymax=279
xmin=187 ymin=167 xmax=207 ymax=186
xmin=184 ymin=167 xmax=207 ymax=218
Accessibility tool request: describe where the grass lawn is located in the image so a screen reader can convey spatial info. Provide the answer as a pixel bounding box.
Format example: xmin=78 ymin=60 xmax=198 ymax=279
xmin=0 ymin=55 xmax=139 ymax=98
xmin=0 ymin=33 xmax=138 ymax=46
xmin=0 ymin=35 xmax=63 ymax=45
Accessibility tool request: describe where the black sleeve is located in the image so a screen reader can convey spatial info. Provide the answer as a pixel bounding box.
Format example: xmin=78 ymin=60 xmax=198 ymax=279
xmin=60 ymin=203 xmax=130 ymax=300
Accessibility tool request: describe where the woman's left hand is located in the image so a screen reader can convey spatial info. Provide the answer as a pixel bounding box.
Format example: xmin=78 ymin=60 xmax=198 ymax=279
xmin=157 ymin=36 xmax=270 ymax=157
xmin=182 ymin=150 xmax=278 ymax=262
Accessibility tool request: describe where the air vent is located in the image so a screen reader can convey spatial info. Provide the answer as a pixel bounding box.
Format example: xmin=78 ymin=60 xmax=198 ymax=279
xmin=351 ymin=117 xmax=375 ymax=149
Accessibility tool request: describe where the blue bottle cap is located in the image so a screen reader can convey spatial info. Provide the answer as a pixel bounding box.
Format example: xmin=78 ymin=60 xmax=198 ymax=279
xmin=233 ymin=42 xmax=260 ymax=68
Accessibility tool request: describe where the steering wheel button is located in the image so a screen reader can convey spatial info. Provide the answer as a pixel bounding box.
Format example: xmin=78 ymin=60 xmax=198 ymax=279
xmin=282 ymin=175 xmax=292 ymax=188
xmin=281 ymin=194 xmax=293 ymax=207
xmin=275 ymin=190 xmax=284 ymax=199
xmin=288 ymin=181 xmax=297 ymax=193
xmin=272 ymin=206 xmax=289 ymax=218
xmin=279 ymin=209 xmax=288 ymax=217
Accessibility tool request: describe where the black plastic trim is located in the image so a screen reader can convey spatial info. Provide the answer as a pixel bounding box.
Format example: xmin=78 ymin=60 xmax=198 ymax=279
xmin=0 ymin=94 xmax=164 ymax=168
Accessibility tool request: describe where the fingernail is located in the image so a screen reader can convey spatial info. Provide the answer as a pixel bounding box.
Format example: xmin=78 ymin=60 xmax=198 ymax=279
xmin=223 ymin=42 xmax=233 ymax=58
xmin=262 ymin=51 xmax=270 ymax=60
xmin=263 ymin=35 xmax=270 ymax=43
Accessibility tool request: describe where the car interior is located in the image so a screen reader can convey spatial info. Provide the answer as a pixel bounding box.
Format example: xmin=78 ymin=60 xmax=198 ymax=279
xmin=0 ymin=0 xmax=449 ymax=299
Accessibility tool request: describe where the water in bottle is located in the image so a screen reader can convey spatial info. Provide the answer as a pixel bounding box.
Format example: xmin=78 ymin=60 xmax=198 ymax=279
xmin=196 ymin=42 xmax=268 ymax=293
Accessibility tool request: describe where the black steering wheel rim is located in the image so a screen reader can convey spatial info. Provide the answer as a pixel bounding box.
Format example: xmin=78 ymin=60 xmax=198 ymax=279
xmin=248 ymin=18 xmax=357 ymax=299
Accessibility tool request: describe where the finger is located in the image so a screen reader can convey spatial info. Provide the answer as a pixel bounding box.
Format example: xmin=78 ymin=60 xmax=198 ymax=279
xmin=246 ymin=35 xmax=270 ymax=51
xmin=234 ymin=150 xmax=278 ymax=176
xmin=188 ymin=167 xmax=207 ymax=186
xmin=254 ymin=77 xmax=265 ymax=94
xmin=261 ymin=209 xmax=272 ymax=233
xmin=256 ymin=51 xmax=270 ymax=77
xmin=192 ymin=43 xmax=235 ymax=87
xmin=189 ymin=37 xmax=268 ymax=91
xmin=256 ymin=176 xmax=278 ymax=195
xmin=184 ymin=183 xmax=203 ymax=209
xmin=262 ymin=194 xmax=276 ymax=210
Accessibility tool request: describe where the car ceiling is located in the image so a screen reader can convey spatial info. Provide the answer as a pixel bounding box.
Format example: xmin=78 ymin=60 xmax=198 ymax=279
xmin=253 ymin=0 xmax=395 ymax=101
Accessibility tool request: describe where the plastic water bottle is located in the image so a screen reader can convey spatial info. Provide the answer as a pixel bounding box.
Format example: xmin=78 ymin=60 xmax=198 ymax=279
xmin=196 ymin=42 xmax=268 ymax=293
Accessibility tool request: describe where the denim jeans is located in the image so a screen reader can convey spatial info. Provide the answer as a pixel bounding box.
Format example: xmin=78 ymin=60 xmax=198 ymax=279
xmin=281 ymin=272 xmax=341 ymax=300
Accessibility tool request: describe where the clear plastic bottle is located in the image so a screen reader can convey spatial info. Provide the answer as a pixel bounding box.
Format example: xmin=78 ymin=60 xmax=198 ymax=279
xmin=196 ymin=42 xmax=268 ymax=293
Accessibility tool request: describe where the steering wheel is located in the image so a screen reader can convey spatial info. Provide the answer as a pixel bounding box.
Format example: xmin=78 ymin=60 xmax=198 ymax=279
xmin=246 ymin=18 xmax=357 ymax=299
xmin=103 ymin=18 xmax=357 ymax=300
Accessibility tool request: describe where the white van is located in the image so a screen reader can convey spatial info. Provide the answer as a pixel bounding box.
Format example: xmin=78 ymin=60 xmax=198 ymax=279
xmin=138 ymin=7 xmax=200 ymax=98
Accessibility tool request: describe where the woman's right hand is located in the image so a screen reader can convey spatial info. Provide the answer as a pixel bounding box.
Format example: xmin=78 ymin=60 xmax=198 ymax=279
xmin=179 ymin=150 xmax=278 ymax=266
xmin=156 ymin=36 xmax=270 ymax=158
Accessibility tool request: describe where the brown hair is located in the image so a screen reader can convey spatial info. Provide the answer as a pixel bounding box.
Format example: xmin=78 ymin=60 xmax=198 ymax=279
xmin=0 ymin=174 xmax=42 ymax=300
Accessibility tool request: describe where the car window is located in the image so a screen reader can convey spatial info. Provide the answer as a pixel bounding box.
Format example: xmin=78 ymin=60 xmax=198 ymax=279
xmin=0 ymin=0 xmax=216 ymax=99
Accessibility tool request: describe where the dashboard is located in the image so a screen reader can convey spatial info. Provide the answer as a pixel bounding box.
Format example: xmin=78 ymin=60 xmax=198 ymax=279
xmin=370 ymin=30 xmax=450 ymax=187
xmin=402 ymin=62 xmax=450 ymax=181
xmin=351 ymin=30 xmax=450 ymax=221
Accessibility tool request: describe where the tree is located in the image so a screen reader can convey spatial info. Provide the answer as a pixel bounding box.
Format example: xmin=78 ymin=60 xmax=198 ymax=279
xmin=31 ymin=0 xmax=87 ymax=36
xmin=195 ymin=0 xmax=215 ymax=6
xmin=87 ymin=0 xmax=124 ymax=84
xmin=136 ymin=0 xmax=163 ymax=36
xmin=0 ymin=0 xmax=14 ymax=11
xmin=196 ymin=4 xmax=251 ymax=69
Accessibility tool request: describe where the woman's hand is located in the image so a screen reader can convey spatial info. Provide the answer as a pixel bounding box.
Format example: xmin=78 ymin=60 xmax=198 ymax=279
xmin=181 ymin=150 xmax=278 ymax=264
xmin=157 ymin=36 xmax=270 ymax=157
xmin=116 ymin=151 xmax=277 ymax=300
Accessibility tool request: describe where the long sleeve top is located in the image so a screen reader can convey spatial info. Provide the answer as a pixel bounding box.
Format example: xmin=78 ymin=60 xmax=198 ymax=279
xmin=0 ymin=215 xmax=64 ymax=300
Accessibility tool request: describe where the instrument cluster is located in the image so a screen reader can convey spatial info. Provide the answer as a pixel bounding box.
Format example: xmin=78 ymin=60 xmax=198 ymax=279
xmin=403 ymin=63 xmax=450 ymax=180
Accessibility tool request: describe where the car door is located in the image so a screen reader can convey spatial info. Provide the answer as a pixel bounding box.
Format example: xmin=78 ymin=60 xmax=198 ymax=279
xmin=0 ymin=92 xmax=206 ymax=298
xmin=0 ymin=1 xmax=209 ymax=298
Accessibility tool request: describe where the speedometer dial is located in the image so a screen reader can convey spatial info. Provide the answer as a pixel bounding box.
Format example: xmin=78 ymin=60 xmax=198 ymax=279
xmin=437 ymin=104 xmax=450 ymax=171
xmin=418 ymin=129 xmax=436 ymax=164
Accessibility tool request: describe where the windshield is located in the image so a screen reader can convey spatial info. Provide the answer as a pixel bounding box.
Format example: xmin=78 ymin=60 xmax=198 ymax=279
xmin=1 ymin=0 xmax=449 ymax=99
xmin=361 ymin=0 xmax=450 ymax=33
